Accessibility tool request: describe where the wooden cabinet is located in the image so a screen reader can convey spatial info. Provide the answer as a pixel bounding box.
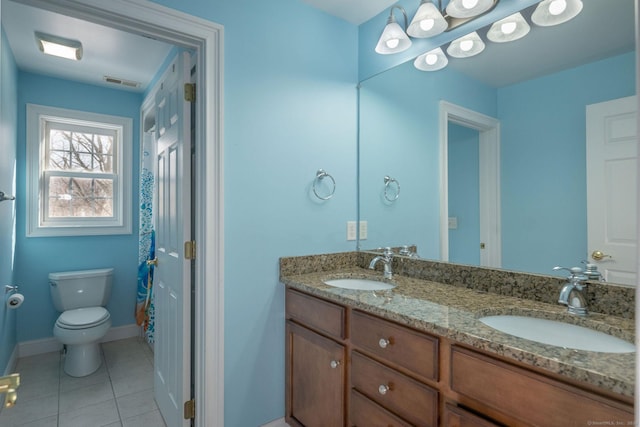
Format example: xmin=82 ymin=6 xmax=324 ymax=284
xmin=285 ymin=289 xmax=347 ymax=427
xmin=449 ymin=345 xmax=634 ymax=426
xmin=286 ymin=320 xmax=346 ymax=427
xmin=285 ymin=288 xmax=633 ymax=427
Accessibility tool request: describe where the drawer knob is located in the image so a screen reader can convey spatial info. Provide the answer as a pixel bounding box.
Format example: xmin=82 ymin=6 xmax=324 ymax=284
xmin=378 ymin=338 xmax=391 ymax=349
xmin=330 ymin=360 xmax=341 ymax=369
xmin=378 ymin=384 xmax=390 ymax=395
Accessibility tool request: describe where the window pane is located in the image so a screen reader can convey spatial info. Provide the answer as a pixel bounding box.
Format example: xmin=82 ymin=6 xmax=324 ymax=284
xmin=47 ymin=176 xmax=114 ymax=218
xmin=47 ymin=129 xmax=114 ymax=173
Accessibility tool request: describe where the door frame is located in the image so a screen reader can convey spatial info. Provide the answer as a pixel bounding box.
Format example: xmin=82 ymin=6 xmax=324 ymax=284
xmin=12 ymin=1 xmax=225 ymax=425
xmin=439 ymin=101 xmax=501 ymax=268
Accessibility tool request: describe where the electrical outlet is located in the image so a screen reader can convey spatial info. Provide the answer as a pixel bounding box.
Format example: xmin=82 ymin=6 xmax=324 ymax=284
xmin=347 ymin=221 xmax=357 ymax=241
xmin=359 ymin=220 xmax=368 ymax=240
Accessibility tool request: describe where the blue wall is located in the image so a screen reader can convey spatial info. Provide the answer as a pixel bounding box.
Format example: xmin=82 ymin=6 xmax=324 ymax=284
xmin=14 ymin=72 xmax=142 ymax=342
xmin=499 ymin=51 xmax=636 ymax=273
xmin=448 ymin=123 xmax=480 ymax=265
xmin=0 ymin=26 xmax=18 ymax=374
xmin=359 ymin=61 xmax=496 ymax=259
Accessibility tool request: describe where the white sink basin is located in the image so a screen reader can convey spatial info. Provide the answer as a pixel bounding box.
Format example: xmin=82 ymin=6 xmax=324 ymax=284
xmin=479 ymin=315 xmax=635 ymax=353
xmin=324 ymin=278 xmax=396 ymax=291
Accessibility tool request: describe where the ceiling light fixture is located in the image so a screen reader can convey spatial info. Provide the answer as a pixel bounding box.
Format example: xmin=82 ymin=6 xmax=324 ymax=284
xmin=446 ymin=31 xmax=485 ymax=58
xmin=531 ymin=0 xmax=583 ymax=26
xmin=35 ymin=32 xmax=83 ymax=60
xmin=407 ymin=0 xmax=448 ymax=38
xmin=375 ymin=6 xmax=412 ymax=54
xmin=487 ymin=12 xmax=531 ymax=43
xmin=414 ymin=47 xmax=448 ymax=71
xmin=446 ymin=0 xmax=494 ymax=19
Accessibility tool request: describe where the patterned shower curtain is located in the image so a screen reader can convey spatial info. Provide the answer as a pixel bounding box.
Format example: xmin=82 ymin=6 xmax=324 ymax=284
xmin=136 ymin=133 xmax=156 ymax=343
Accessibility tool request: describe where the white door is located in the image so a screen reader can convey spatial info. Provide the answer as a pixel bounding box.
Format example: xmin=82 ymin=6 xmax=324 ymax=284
xmin=586 ymin=96 xmax=637 ymax=285
xmin=154 ymin=51 xmax=193 ymax=426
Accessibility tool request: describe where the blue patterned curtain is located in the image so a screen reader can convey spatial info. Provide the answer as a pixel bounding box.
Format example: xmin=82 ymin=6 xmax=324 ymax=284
xmin=136 ymin=133 xmax=156 ymax=343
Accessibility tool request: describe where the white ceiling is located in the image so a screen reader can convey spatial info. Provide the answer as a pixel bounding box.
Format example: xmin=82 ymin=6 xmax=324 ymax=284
xmin=1 ymin=0 xmax=635 ymax=91
xmin=2 ymin=0 xmax=174 ymax=92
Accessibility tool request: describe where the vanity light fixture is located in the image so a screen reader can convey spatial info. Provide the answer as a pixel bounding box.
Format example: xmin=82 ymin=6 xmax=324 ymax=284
xmin=445 ymin=0 xmax=495 ymax=19
xmin=414 ymin=47 xmax=448 ymax=71
xmin=375 ymin=6 xmax=412 ymax=54
xmin=487 ymin=12 xmax=530 ymax=43
xmin=446 ymin=31 xmax=485 ymax=58
xmin=531 ymin=0 xmax=583 ymax=26
xmin=407 ymin=0 xmax=448 ymax=38
xmin=35 ymin=32 xmax=83 ymax=60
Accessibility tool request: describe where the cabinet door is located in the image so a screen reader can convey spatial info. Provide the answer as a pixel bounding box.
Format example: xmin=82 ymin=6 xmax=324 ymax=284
xmin=286 ymin=321 xmax=345 ymax=427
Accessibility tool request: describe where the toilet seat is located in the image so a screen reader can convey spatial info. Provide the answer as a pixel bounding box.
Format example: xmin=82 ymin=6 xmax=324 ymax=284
xmin=56 ymin=307 xmax=110 ymax=330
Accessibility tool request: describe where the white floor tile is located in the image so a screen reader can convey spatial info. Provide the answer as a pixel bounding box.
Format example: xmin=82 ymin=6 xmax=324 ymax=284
xmin=58 ymin=398 xmax=120 ymax=427
xmin=122 ymin=409 xmax=167 ymax=427
xmin=116 ymin=387 xmax=159 ymax=420
xmin=110 ymin=369 xmax=153 ymax=398
xmin=59 ymin=379 xmax=115 ymax=414
xmin=19 ymin=414 xmax=58 ymax=427
xmin=0 ymin=394 xmax=58 ymax=426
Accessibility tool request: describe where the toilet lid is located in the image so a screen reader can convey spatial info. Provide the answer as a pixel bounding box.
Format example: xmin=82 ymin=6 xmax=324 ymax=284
xmin=57 ymin=307 xmax=110 ymax=330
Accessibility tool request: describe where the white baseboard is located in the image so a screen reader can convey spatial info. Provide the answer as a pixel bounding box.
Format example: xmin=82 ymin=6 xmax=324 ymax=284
xmin=261 ymin=418 xmax=289 ymax=427
xmin=18 ymin=324 xmax=141 ymax=358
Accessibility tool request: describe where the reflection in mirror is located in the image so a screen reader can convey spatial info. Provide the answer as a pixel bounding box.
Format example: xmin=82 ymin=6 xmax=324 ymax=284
xmin=358 ymin=0 xmax=636 ymax=286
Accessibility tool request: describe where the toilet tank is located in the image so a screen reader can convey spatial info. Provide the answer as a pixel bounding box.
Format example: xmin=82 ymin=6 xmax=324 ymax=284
xmin=49 ymin=268 xmax=114 ymax=311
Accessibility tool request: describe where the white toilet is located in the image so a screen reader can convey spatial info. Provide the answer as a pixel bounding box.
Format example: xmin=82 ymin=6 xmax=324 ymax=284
xmin=49 ymin=268 xmax=113 ymax=377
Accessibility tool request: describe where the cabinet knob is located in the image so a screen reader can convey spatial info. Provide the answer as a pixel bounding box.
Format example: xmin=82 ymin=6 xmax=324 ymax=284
xmin=378 ymin=384 xmax=390 ymax=395
xmin=330 ymin=360 xmax=341 ymax=369
xmin=378 ymin=338 xmax=391 ymax=349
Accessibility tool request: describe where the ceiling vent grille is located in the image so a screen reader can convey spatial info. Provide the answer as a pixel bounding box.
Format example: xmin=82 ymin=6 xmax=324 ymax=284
xmin=103 ymin=76 xmax=141 ymax=88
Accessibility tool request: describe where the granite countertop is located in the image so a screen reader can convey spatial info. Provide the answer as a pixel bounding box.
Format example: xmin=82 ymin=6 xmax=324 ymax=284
xmin=281 ymin=267 xmax=636 ymax=399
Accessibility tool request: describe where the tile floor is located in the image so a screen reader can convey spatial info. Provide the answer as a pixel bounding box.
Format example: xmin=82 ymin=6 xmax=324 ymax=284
xmin=0 ymin=337 xmax=167 ymax=427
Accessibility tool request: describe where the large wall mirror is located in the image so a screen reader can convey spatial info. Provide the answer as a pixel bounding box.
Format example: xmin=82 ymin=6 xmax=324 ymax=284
xmin=358 ymin=0 xmax=636 ymax=285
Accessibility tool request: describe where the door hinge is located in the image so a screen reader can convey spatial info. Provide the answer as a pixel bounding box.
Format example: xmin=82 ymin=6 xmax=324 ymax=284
xmin=184 ymin=83 xmax=196 ymax=102
xmin=184 ymin=398 xmax=195 ymax=420
xmin=184 ymin=241 xmax=196 ymax=260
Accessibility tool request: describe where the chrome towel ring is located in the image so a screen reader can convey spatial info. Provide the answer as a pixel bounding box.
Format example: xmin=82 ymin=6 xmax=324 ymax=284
xmin=384 ymin=176 xmax=400 ymax=202
xmin=313 ymin=169 xmax=336 ymax=200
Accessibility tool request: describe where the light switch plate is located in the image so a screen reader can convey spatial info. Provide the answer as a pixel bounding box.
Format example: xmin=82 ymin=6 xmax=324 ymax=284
xmin=359 ymin=220 xmax=368 ymax=240
xmin=347 ymin=221 xmax=357 ymax=241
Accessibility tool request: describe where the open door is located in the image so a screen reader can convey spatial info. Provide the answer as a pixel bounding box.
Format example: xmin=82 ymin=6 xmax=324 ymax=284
xmin=153 ymin=50 xmax=193 ymax=427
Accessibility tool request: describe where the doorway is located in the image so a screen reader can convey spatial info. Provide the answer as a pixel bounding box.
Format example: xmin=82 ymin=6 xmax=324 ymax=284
xmin=439 ymin=101 xmax=501 ymax=268
xmin=7 ymin=1 xmax=224 ymax=425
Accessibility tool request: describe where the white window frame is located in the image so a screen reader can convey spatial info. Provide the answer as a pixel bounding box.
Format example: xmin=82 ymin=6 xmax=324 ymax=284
xmin=26 ymin=104 xmax=133 ymax=237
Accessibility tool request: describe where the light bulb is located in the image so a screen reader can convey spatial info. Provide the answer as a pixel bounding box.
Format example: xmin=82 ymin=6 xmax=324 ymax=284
xmin=462 ymin=0 xmax=479 ymax=9
xmin=420 ymin=18 xmax=435 ymax=31
xmin=501 ymin=22 xmax=517 ymax=35
xmin=425 ymin=53 xmax=438 ymax=65
xmin=460 ymin=40 xmax=474 ymax=51
xmin=549 ymin=0 xmax=567 ymax=15
xmin=386 ymin=38 xmax=400 ymax=49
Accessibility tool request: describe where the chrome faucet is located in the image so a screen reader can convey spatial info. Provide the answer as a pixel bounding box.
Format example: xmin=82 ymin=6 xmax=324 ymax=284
xmin=553 ymin=266 xmax=588 ymax=316
xmin=369 ymin=247 xmax=394 ymax=279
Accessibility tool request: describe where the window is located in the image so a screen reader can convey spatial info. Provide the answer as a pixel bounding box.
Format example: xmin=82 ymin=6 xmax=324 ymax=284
xmin=27 ymin=104 xmax=132 ymax=237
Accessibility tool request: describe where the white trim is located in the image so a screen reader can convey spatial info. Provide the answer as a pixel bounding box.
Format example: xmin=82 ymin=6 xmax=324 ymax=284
xmin=439 ymin=101 xmax=501 ymax=268
xmin=261 ymin=418 xmax=290 ymax=427
xmin=17 ymin=323 xmax=141 ymax=358
xmin=25 ymin=104 xmax=133 ymax=237
xmin=13 ymin=2 xmax=225 ymax=426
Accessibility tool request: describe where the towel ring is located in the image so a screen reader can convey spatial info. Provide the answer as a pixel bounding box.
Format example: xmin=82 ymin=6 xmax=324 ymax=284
xmin=384 ymin=176 xmax=400 ymax=202
xmin=313 ymin=169 xmax=336 ymax=200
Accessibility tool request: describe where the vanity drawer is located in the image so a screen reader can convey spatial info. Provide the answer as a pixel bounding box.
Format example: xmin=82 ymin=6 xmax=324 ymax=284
xmin=351 ymin=310 xmax=438 ymax=381
xmin=351 ymin=351 xmax=438 ymax=427
xmin=350 ymin=389 xmax=412 ymax=427
xmin=450 ymin=346 xmax=634 ymax=426
xmin=443 ymin=404 xmax=501 ymax=427
xmin=286 ymin=289 xmax=345 ymax=339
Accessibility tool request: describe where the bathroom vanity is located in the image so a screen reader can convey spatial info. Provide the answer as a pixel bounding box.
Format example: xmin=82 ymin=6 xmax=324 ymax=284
xmin=281 ymin=252 xmax=635 ymax=427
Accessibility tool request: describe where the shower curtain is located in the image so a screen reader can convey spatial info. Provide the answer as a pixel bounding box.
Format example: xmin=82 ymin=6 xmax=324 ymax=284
xmin=136 ymin=132 xmax=156 ymax=343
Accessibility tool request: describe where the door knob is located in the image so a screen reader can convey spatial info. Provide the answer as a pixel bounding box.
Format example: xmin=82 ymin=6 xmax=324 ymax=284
xmin=591 ymin=251 xmax=612 ymax=261
xmin=0 ymin=373 xmax=20 ymax=408
xmin=146 ymin=258 xmax=158 ymax=267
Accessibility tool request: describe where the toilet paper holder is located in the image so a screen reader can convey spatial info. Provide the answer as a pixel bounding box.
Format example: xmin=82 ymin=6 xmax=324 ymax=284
xmin=4 ymin=285 xmax=18 ymax=294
